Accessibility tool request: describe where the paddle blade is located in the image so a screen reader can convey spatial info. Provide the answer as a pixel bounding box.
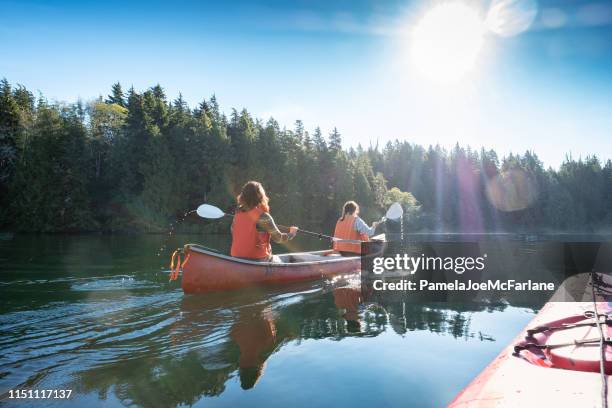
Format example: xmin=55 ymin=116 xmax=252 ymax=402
xmin=385 ymin=202 xmax=403 ymax=220
xmin=196 ymin=204 xmax=226 ymax=219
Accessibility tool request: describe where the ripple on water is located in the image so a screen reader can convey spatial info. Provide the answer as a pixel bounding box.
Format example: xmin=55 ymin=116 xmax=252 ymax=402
xmin=0 ymin=286 xmax=187 ymax=391
xmin=70 ymin=275 xmax=160 ymax=292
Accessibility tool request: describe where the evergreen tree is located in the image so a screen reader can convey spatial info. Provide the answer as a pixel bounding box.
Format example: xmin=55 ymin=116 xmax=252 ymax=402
xmin=105 ymin=82 xmax=125 ymax=107
xmin=88 ymin=100 xmax=127 ymax=224
xmin=329 ymin=127 xmax=342 ymax=153
xmin=13 ymin=85 xmax=35 ymax=112
xmin=11 ymin=102 xmax=93 ymax=230
xmin=312 ymin=127 xmax=327 ymax=155
xmin=0 ymin=79 xmax=22 ymax=224
xmin=115 ymin=87 xmax=154 ymax=197
xmin=1 ymin=78 xmax=610 ymax=233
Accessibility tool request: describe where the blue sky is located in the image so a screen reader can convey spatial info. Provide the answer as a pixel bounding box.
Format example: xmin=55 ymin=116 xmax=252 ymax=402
xmin=1 ymin=0 xmax=611 ymax=168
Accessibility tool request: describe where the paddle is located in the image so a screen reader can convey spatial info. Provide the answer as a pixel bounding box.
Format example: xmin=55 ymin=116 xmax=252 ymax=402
xmin=196 ymin=204 xmax=352 ymax=242
xmin=381 ymin=202 xmax=403 ymax=222
xmin=289 ymin=201 xmax=402 ymax=240
xmin=196 ymin=204 xmax=226 ymax=219
xmin=195 ymin=202 xmax=403 ymax=242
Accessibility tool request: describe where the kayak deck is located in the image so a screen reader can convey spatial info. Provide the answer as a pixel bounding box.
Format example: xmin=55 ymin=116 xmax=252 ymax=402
xmin=449 ymin=273 xmax=612 ymax=407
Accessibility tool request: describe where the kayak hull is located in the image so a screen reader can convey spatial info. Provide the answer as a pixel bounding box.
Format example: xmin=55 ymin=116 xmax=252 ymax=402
xmin=449 ymin=273 xmax=612 ymax=407
xmin=181 ymin=244 xmax=364 ymax=294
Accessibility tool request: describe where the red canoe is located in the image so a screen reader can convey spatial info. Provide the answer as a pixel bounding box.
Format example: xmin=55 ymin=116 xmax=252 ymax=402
xmin=449 ymin=273 xmax=612 ymax=407
xmin=175 ymin=244 xmax=367 ymax=294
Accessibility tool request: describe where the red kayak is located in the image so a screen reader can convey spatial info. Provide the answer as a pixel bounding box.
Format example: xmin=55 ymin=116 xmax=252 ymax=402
xmin=449 ymin=273 xmax=612 ymax=407
xmin=171 ymin=244 xmax=367 ymax=294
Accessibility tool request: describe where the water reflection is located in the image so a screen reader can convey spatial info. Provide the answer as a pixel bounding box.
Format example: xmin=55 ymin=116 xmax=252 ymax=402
xmin=332 ymin=275 xmax=362 ymax=333
xmin=231 ymin=305 xmax=278 ymax=389
xmin=57 ymin=273 xmax=533 ymax=408
xmin=1 ymin=235 xmax=568 ymax=407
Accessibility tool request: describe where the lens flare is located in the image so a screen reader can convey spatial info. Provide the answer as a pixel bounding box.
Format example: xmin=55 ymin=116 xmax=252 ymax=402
xmin=485 ymin=0 xmax=538 ymax=37
xmin=486 ymin=169 xmax=538 ymax=212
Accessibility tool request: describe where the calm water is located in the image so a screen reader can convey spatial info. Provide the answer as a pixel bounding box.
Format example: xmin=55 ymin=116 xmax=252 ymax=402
xmin=0 ymin=234 xmax=551 ymax=407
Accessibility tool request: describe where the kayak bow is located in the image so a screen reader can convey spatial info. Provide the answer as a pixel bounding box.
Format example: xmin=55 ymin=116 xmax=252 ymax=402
xmin=449 ymin=272 xmax=612 ymax=407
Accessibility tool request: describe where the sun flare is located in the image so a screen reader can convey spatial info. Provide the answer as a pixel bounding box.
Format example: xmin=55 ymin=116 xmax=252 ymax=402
xmin=411 ymin=2 xmax=485 ymax=83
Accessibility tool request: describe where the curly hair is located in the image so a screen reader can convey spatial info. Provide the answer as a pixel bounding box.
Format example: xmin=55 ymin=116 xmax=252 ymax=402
xmin=237 ymin=181 xmax=270 ymax=212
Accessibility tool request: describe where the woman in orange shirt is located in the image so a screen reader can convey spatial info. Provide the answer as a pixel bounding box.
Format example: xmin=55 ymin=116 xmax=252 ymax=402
xmin=333 ymin=201 xmax=380 ymax=255
xmin=230 ymin=181 xmax=297 ymax=261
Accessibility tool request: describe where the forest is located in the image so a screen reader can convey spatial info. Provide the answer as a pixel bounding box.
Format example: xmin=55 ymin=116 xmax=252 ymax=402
xmin=0 ymin=78 xmax=611 ymax=234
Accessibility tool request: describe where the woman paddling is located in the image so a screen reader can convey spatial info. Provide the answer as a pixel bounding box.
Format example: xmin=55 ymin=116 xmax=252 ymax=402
xmin=333 ymin=201 xmax=380 ymax=256
xmin=231 ymin=181 xmax=298 ymax=262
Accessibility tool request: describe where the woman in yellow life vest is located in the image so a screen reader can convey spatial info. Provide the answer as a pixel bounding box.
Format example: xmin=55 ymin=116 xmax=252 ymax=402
xmin=230 ymin=181 xmax=298 ymax=262
xmin=333 ymin=201 xmax=380 ymax=255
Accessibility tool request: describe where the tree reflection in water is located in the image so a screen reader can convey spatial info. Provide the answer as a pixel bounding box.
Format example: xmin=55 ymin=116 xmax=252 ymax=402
xmin=72 ymin=274 xmax=531 ymax=407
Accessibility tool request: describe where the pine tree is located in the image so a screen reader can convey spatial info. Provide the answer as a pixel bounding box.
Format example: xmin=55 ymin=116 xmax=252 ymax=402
xmin=143 ymin=87 xmax=168 ymax=131
xmin=0 ymin=79 xmax=20 ymax=148
xmin=105 ymin=82 xmax=125 ymax=107
xmin=11 ymin=102 xmax=93 ymax=230
xmin=208 ymin=94 xmax=221 ymax=124
xmin=115 ymin=87 xmax=153 ymax=197
xmin=0 ymin=79 xmax=22 ymax=224
xmin=88 ymin=99 xmax=127 ymax=225
xmin=1 ymin=78 xmax=611 ymax=233
xmin=294 ymin=120 xmax=304 ymax=143
xmin=13 ymin=85 xmax=35 ymax=113
xmin=139 ymin=129 xmax=177 ymax=230
xmin=329 ymin=127 xmax=342 ymax=153
xmin=312 ymin=127 xmax=326 ymax=151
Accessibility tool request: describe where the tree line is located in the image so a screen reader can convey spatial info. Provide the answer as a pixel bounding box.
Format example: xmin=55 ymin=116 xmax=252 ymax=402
xmin=0 ymin=78 xmax=610 ymax=233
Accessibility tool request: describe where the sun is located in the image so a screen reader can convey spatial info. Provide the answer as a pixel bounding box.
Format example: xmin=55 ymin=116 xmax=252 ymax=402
xmin=411 ymin=2 xmax=485 ymax=83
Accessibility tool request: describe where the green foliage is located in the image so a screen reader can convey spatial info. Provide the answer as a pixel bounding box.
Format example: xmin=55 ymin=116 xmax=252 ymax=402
xmin=9 ymin=102 xmax=94 ymax=231
xmin=0 ymin=79 xmax=610 ymax=233
xmin=105 ymin=82 xmax=126 ymax=107
xmin=0 ymin=79 xmax=21 ymax=221
xmin=384 ymin=188 xmax=420 ymax=213
xmin=384 ymin=187 xmax=421 ymax=228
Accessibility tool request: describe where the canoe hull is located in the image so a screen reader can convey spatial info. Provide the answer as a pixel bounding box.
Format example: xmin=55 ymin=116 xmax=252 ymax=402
xmin=181 ymin=245 xmax=363 ymax=294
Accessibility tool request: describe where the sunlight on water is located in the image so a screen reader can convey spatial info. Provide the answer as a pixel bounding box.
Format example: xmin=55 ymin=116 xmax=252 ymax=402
xmin=0 ymin=235 xmax=564 ymax=407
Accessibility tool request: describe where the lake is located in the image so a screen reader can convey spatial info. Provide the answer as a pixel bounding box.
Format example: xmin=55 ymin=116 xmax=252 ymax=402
xmin=1 ymin=233 xmax=602 ymax=407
